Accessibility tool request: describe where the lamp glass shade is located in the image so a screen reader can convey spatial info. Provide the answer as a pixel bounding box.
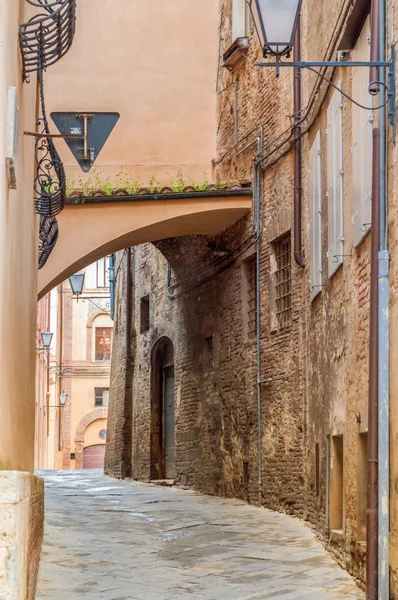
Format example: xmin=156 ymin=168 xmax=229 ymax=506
xmin=41 ymin=331 xmax=53 ymax=349
xmin=59 ymin=393 xmax=68 ymax=406
xmin=69 ymin=272 xmax=85 ymax=296
xmin=250 ymin=0 xmax=301 ymax=55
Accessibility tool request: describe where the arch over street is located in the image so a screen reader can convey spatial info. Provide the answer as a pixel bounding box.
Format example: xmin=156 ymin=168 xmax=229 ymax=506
xmin=38 ymin=190 xmax=252 ymax=299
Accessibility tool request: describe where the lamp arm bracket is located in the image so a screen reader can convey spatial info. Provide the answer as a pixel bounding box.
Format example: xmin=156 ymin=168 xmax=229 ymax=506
xmin=256 ymin=45 xmax=396 ymax=137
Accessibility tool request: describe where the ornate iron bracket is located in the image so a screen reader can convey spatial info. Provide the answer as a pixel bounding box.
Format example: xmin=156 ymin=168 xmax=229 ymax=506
xmin=19 ymin=0 xmax=77 ymax=268
xmin=19 ymin=0 xmax=77 ymax=83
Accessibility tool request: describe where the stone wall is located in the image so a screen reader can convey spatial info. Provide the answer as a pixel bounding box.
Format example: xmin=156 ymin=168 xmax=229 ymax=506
xmin=0 ymin=472 xmax=44 ymax=600
xmin=105 ymin=0 xmax=398 ymax=592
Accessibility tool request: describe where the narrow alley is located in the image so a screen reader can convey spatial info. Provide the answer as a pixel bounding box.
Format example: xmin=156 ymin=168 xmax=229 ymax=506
xmin=36 ymin=471 xmax=364 ymax=600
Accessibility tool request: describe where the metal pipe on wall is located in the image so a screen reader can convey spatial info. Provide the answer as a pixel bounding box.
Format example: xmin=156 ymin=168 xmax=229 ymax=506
xmin=367 ymin=127 xmax=381 ymax=600
xmin=378 ymin=0 xmax=389 ymax=595
xmin=255 ymin=129 xmax=263 ymax=506
xmin=293 ymin=22 xmax=305 ymax=267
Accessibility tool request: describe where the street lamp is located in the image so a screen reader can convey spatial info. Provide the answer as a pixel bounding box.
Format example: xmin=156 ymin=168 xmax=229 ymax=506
xmin=69 ymin=272 xmax=85 ymax=299
xmin=47 ymin=392 xmax=68 ymax=409
xmin=68 ymin=270 xmax=110 ymax=313
xmin=37 ymin=331 xmax=53 ymax=352
xmin=249 ymin=0 xmax=302 ymax=57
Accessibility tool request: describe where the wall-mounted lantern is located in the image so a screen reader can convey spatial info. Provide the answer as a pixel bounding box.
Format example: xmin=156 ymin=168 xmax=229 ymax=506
xmin=59 ymin=392 xmax=68 ymax=406
xmin=249 ymin=0 xmax=302 ymax=57
xmin=69 ymin=273 xmax=85 ymax=299
xmin=69 ymin=270 xmax=110 ymax=313
xmin=37 ymin=331 xmax=53 ymax=352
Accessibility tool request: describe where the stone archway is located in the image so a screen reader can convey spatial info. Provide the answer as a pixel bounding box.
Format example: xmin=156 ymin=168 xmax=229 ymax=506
xmin=75 ymin=408 xmax=108 ymax=469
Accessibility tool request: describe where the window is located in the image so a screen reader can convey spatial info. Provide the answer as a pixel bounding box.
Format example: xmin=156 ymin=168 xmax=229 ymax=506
xmin=242 ymin=255 xmax=257 ymax=341
xmin=95 ymin=327 xmax=112 ymax=361
xmin=96 ymin=256 xmax=110 ymax=288
xmin=330 ymin=435 xmax=344 ymax=531
xmin=140 ymin=295 xmax=150 ymax=333
xmin=326 ymin=84 xmax=344 ymax=278
xmin=309 ymin=130 xmax=322 ymax=301
xmin=232 ymin=0 xmax=251 ymax=41
xmin=272 ymin=234 xmax=292 ymax=329
xmin=95 ymin=388 xmax=109 ymax=408
xmin=351 ymin=17 xmax=373 ymax=246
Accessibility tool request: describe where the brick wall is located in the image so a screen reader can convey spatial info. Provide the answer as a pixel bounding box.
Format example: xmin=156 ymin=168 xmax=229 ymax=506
xmin=105 ymin=0 xmax=397 ymax=590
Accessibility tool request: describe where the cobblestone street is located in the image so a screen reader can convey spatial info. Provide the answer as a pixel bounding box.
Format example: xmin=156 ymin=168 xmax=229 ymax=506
xmin=36 ymin=470 xmax=364 ymax=600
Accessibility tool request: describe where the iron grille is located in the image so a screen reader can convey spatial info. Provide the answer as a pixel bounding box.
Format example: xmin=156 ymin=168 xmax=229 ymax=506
xmin=19 ymin=0 xmax=77 ymax=268
xmin=19 ymin=0 xmax=77 ymax=83
xmin=274 ymin=233 xmax=292 ymax=328
xmin=38 ymin=216 xmax=59 ymax=269
xmin=34 ymin=73 xmax=66 ymax=218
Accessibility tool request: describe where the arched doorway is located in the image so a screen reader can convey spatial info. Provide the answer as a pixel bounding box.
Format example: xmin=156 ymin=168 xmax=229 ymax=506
xmin=151 ymin=337 xmax=175 ymax=480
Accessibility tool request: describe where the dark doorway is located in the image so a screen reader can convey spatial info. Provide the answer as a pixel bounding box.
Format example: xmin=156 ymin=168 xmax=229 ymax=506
xmin=150 ymin=338 xmax=175 ymax=480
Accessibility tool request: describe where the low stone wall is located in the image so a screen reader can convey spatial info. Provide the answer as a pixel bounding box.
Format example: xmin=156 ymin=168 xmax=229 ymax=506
xmin=0 ymin=471 xmax=44 ymax=600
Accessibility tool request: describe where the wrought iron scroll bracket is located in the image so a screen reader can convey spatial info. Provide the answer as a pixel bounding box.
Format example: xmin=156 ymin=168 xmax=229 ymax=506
xmin=256 ymin=44 xmax=396 ymax=141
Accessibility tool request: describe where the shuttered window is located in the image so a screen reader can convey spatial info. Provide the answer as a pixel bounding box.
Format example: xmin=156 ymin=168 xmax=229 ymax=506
xmin=351 ymin=17 xmax=373 ymax=246
xmin=309 ymin=131 xmax=322 ymax=301
xmin=326 ymin=84 xmax=344 ymax=278
xmin=232 ymin=0 xmax=250 ymax=40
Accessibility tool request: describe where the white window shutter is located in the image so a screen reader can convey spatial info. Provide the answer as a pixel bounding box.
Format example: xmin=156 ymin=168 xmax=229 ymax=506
xmin=310 ymin=131 xmax=322 ymax=301
xmin=351 ymin=17 xmax=373 ymax=246
xmin=327 ymin=84 xmax=344 ymax=278
xmin=232 ymin=0 xmax=245 ymax=40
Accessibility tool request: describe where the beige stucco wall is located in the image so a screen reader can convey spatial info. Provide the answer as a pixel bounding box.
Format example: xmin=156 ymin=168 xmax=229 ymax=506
xmin=84 ymin=419 xmax=107 ymax=448
xmin=45 ymin=0 xmax=218 ymax=189
xmin=0 ymin=0 xmax=38 ymax=472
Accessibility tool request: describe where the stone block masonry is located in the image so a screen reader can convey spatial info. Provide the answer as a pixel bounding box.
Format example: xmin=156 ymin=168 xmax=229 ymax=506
xmin=0 ymin=472 xmax=44 ymax=600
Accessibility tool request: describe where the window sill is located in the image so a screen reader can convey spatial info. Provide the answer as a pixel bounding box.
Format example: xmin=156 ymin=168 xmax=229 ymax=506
xmin=222 ymin=37 xmax=249 ymax=72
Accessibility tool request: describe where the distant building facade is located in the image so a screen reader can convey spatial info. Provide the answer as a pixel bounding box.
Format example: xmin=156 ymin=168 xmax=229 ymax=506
xmin=35 ymin=259 xmax=113 ymax=471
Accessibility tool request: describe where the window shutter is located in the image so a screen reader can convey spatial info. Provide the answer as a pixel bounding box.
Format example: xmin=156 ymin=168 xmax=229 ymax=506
xmin=327 ymin=84 xmax=344 ymax=278
xmin=232 ymin=0 xmax=245 ymax=40
xmin=351 ymin=18 xmax=373 ymax=246
xmin=309 ymin=131 xmax=322 ymax=301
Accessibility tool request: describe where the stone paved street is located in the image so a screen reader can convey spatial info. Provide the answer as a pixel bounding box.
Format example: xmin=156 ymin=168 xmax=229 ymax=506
xmin=36 ymin=470 xmax=364 ymax=600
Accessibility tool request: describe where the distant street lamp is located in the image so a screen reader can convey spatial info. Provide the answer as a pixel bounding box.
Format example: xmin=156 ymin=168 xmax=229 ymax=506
xmin=47 ymin=392 xmax=68 ymax=409
xmin=249 ymin=0 xmax=302 ymax=57
xmin=37 ymin=331 xmax=53 ymax=352
xmin=69 ymin=272 xmax=85 ymax=298
xmin=69 ymin=271 xmax=110 ymax=313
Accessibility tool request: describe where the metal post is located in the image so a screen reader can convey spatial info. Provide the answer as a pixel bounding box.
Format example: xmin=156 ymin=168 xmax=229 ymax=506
xmin=378 ymin=0 xmax=389 ymax=596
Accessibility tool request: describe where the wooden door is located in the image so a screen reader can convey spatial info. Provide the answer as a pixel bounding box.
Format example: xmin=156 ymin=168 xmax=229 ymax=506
xmin=83 ymin=444 xmax=105 ymax=469
xmin=163 ymin=365 xmax=175 ymax=479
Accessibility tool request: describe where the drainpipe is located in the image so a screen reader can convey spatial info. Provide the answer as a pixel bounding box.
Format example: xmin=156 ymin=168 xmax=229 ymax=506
xmin=255 ymin=133 xmax=263 ymax=505
xmin=367 ymin=127 xmax=380 ymax=600
xmin=293 ymin=22 xmax=305 ymax=267
xmin=378 ymin=0 xmax=389 ymax=594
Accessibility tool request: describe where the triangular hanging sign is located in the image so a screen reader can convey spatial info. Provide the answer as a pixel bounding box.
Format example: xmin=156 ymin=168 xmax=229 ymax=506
xmin=51 ymin=112 xmax=120 ymax=172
